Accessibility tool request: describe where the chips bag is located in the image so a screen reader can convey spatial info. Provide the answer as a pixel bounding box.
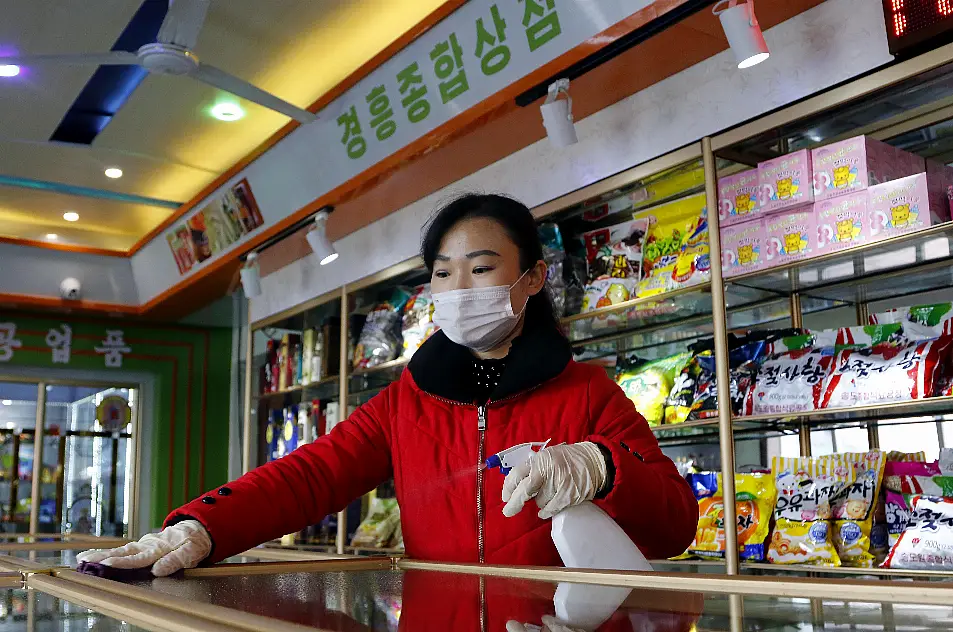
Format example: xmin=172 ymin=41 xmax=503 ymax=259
xmin=354 ymin=288 xmax=411 ymax=369
xmin=820 ymin=338 xmax=952 ymax=408
xmin=634 ymin=194 xmax=710 ymax=298
xmin=580 ymin=219 xmax=648 ymax=330
xmin=401 ymin=284 xmax=437 ymax=360
xmin=744 ymin=348 xmax=834 ymax=416
xmin=685 ymin=472 xmax=776 ymax=561
xmin=350 ymin=497 xmax=400 ymax=548
xmin=616 ymin=352 xmax=691 ymax=425
xmin=812 ymin=324 xmax=904 ymax=349
xmin=824 ymin=451 xmax=886 ymax=567
xmin=539 ymin=223 xmax=568 ymax=317
xmin=870 ymin=302 xmax=953 ymax=341
xmin=769 ymin=456 xmax=847 ymax=566
xmin=883 ymin=496 xmax=953 ymax=570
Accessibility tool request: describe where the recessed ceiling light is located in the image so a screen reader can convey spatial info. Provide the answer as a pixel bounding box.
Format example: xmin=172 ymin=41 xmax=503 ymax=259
xmin=211 ymin=102 xmax=244 ymax=122
xmin=1 ymin=400 xmax=12 ymax=406
xmin=104 ymin=167 xmax=123 ymax=179
xmin=63 ymin=211 xmax=80 ymax=222
xmin=0 ymin=65 xmax=19 ymax=78
xmin=46 ymin=233 xmax=58 ymax=240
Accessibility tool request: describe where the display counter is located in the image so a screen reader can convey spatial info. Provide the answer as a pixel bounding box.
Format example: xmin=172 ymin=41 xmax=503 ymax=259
xmin=5 ymin=535 xmax=953 ymax=632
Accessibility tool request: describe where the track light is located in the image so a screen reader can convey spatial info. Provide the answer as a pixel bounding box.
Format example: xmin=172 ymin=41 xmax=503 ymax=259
xmin=306 ymin=209 xmax=338 ymax=266
xmin=240 ymin=252 xmax=262 ymax=298
xmin=540 ymin=78 xmax=577 ymax=148
xmin=714 ymin=0 xmax=770 ymax=69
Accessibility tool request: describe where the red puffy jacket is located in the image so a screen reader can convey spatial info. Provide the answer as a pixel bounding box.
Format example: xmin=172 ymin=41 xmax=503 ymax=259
xmin=167 ymin=325 xmax=698 ymax=565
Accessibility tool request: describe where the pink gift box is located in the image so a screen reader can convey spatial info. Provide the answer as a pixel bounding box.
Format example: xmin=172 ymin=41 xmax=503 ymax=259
xmin=758 ymin=150 xmax=814 ymax=213
xmin=721 ymin=219 xmax=766 ymax=277
xmin=718 ymin=169 xmax=761 ymax=227
xmin=812 ymin=135 xmax=923 ymax=202
xmin=764 ymin=209 xmax=817 ymax=267
xmin=816 ymin=192 xmax=870 ymax=254
xmin=868 ymin=171 xmax=951 ymax=241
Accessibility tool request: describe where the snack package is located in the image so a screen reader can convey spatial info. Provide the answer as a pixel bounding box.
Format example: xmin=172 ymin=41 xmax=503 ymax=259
xmin=869 ymin=302 xmax=953 ymax=341
xmin=759 ymin=149 xmax=814 ymax=213
xmin=743 ymin=348 xmax=834 ymax=416
xmin=634 ymin=194 xmax=711 ymax=298
xmin=350 ymin=498 xmax=400 ymax=548
xmin=827 ymin=451 xmax=886 ymax=567
xmin=686 ymin=472 xmax=777 ymax=561
xmin=821 ymin=338 xmax=952 ymax=408
xmin=883 ymin=496 xmax=953 ymax=570
xmin=721 ymin=219 xmax=766 ymax=278
xmin=616 ymin=352 xmax=691 ymax=426
xmin=765 ymin=209 xmax=816 ymax=267
xmin=815 ymin=192 xmax=870 ymax=253
xmin=718 ymin=169 xmax=762 ymax=227
xmin=354 ymin=288 xmax=412 ymax=369
xmin=874 ymin=453 xmax=928 ymax=557
xmin=580 ymin=219 xmax=648 ymax=328
xmin=539 ymin=223 xmax=568 ymax=317
xmin=769 ymin=456 xmax=845 ymax=566
xmin=811 ymin=135 xmax=923 ymax=202
xmin=401 ymin=284 xmax=437 ymax=360
xmin=868 ymin=172 xmax=948 ymax=241
xmin=811 ymin=324 xmax=904 ymax=349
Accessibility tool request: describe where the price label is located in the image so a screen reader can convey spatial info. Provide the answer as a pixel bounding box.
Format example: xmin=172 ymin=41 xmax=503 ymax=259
xmin=884 ymin=0 xmax=953 ymax=53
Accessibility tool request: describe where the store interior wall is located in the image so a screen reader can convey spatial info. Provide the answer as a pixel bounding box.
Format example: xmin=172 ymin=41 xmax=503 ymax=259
xmin=0 ymin=241 xmax=138 ymax=305
xmin=0 ymin=313 xmax=233 ymax=530
xmin=251 ymin=0 xmax=893 ymax=323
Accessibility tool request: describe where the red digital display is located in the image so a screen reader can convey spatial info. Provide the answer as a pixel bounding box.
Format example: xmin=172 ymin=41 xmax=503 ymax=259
xmin=884 ymin=0 xmax=953 ymax=53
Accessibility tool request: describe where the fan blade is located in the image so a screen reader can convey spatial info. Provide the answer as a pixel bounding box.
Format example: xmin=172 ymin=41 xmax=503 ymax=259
xmin=0 ymin=52 xmax=138 ymax=66
xmin=157 ymin=0 xmax=211 ymax=50
xmin=192 ymin=63 xmax=317 ymax=124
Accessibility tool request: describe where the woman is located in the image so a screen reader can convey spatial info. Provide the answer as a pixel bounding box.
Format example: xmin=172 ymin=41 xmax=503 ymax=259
xmin=78 ymin=193 xmax=697 ymax=576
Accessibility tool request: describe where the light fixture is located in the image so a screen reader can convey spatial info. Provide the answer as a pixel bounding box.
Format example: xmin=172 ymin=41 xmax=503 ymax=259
xmin=211 ymin=102 xmax=244 ymax=122
xmin=713 ymin=0 xmax=770 ymax=69
xmin=104 ymin=167 xmax=123 ymax=179
xmin=63 ymin=211 xmax=80 ymax=222
xmin=4 ymin=422 xmax=13 ymax=429
xmin=240 ymin=252 xmax=262 ymax=298
xmin=1 ymin=400 xmax=12 ymax=406
xmin=540 ymin=78 xmax=577 ymax=148
xmin=46 ymin=233 xmax=58 ymax=241
xmin=0 ymin=64 xmax=19 ymax=78
xmin=306 ymin=208 xmax=338 ymax=265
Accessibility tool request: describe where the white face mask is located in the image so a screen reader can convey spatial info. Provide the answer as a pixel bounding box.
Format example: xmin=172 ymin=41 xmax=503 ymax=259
xmin=432 ymin=271 xmax=529 ymax=353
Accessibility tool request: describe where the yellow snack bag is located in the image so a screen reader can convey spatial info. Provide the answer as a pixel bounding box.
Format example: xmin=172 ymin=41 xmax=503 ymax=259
xmin=683 ymin=472 xmax=776 ymax=561
xmin=769 ymin=456 xmax=848 ymax=566
xmin=633 ymin=194 xmax=710 ymax=299
xmin=821 ymin=451 xmax=886 ymax=568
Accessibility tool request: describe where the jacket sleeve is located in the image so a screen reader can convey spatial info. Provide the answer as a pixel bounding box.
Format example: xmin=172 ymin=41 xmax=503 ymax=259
xmin=585 ymin=370 xmax=698 ymax=560
xmin=164 ymin=384 xmax=396 ymax=564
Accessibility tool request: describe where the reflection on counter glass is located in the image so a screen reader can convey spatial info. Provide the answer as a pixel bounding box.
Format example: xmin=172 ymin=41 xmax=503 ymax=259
xmin=0 ymin=587 xmax=150 ymax=631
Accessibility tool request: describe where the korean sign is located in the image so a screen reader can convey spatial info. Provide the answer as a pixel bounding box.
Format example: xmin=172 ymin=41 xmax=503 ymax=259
xmin=0 ymin=322 xmax=132 ymax=369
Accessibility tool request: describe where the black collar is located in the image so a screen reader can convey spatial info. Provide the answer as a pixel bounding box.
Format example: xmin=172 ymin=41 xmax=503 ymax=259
xmin=408 ymin=326 xmax=572 ymax=404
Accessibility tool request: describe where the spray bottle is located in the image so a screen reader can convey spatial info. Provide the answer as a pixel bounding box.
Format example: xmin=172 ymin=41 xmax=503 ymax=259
xmin=487 ymin=441 xmax=652 ymax=630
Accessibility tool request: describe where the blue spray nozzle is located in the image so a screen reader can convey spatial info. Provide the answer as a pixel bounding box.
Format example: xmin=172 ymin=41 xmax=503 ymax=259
xmin=485 ymin=454 xmax=505 ymax=473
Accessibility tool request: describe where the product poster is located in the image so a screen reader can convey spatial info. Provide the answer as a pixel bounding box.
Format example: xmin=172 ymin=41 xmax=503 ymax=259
xmin=167 ymin=178 xmax=264 ymax=275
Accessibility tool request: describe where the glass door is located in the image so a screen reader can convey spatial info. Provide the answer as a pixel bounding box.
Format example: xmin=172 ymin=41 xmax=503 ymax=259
xmin=0 ymin=382 xmax=38 ymax=533
xmin=54 ymin=386 xmax=137 ymax=538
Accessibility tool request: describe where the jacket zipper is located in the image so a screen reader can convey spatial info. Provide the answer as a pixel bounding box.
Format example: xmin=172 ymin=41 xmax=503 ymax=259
xmin=423 ymin=385 xmax=544 ymax=565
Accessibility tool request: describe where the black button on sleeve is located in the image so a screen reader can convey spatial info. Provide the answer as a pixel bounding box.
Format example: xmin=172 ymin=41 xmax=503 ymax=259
xmin=217 ymin=487 xmax=232 ymax=496
xmin=201 ymin=496 xmax=216 ymax=505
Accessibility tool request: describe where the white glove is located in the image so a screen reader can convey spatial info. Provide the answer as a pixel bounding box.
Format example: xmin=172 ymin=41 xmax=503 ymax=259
xmin=506 ymin=617 xmax=585 ymax=632
xmin=502 ymin=442 xmax=607 ymax=520
xmin=76 ymin=520 xmax=212 ymax=577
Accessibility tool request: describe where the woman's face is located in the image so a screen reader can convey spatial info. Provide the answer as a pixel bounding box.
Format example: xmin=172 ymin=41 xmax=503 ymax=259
xmin=431 ymin=217 xmax=546 ymax=312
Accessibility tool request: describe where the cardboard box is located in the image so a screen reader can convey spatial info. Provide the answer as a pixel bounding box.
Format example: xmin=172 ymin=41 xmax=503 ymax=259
xmin=816 ymin=192 xmax=870 ymax=254
xmin=868 ymin=171 xmax=950 ymax=241
xmin=765 ymin=209 xmax=817 ymax=267
xmin=718 ymin=168 xmax=762 ymax=227
xmin=721 ymin=219 xmax=767 ymax=277
xmin=758 ymin=150 xmax=814 ymax=213
xmin=812 ymin=135 xmax=923 ymax=202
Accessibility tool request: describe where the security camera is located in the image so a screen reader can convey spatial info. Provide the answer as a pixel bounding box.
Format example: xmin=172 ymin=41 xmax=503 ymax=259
xmin=60 ymin=277 xmax=82 ymax=301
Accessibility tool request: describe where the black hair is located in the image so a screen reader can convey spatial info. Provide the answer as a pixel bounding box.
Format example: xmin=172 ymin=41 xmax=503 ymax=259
xmin=422 ymin=193 xmax=562 ymax=334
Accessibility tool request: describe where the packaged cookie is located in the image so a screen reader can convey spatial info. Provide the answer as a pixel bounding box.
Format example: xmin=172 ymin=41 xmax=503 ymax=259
xmin=686 ymin=472 xmax=777 ymax=561
xmin=883 ymin=496 xmax=953 ymax=570
xmin=823 ymin=451 xmax=886 ymax=567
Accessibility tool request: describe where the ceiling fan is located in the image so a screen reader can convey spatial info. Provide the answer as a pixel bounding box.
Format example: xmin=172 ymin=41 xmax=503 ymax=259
xmin=0 ymin=0 xmax=317 ymax=124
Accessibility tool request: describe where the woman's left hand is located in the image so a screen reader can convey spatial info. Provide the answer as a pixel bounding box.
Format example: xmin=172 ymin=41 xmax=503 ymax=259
xmin=501 ymin=442 xmax=608 ymax=519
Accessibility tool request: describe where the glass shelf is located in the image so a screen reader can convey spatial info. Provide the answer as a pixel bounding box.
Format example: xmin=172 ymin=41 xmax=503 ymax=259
xmin=735 ymin=395 xmax=953 ymax=427
xmin=655 ymin=558 xmax=953 ymax=581
xmin=728 ymin=222 xmax=953 ymax=302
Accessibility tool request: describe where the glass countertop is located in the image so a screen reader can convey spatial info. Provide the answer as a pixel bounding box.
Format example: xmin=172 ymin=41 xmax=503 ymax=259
xmin=117 ymin=566 xmax=953 ymax=632
xmin=0 ymin=586 xmax=150 ymax=631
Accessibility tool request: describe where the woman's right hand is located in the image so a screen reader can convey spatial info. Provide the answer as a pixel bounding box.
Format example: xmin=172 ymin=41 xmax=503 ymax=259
xmin=76 ymin=520 xmax=212 ymax=577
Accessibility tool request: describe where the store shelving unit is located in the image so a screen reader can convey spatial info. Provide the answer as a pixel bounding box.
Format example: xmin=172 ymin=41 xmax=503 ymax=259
xmin=242 ymin=44 xmax=953 ymax=582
